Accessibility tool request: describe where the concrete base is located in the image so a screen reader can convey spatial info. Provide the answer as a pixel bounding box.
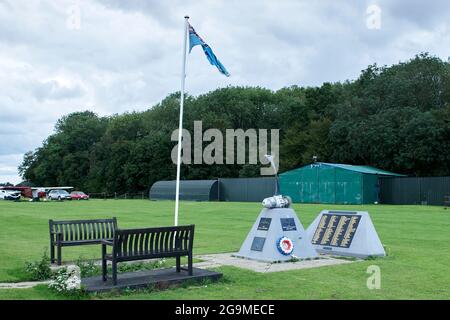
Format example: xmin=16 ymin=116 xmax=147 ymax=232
xmin=82 ymin=267 xmax=222 ymax=292
xmin=197 ymin=253 xmax=359 ymax=273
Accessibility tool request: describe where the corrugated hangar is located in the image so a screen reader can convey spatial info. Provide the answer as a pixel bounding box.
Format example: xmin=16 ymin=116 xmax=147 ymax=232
xmin=149 ymin=180 xmax=219 ymax=201
xmin=279 ymin=162 xmax=403 ymax=204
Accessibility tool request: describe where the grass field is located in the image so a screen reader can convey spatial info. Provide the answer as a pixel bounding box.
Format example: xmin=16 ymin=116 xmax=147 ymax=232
xmin=0 ymin=199 xmax=449 ymax=300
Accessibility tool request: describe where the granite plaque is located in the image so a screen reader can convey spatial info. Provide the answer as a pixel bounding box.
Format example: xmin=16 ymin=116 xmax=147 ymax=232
xmin=250 ymin=237 xmax=266 ymax=251
xmin=257 ymin=218 xmax=272 ymax=231
xmin=280 ymin=218 xmax=297 ymax=231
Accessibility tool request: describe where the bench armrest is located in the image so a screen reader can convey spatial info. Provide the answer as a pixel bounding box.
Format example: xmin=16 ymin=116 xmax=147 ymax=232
xmin=102 ymin=240 xmax=113 ymax=246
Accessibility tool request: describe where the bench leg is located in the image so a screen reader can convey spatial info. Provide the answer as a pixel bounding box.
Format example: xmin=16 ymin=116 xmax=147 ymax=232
xmin=101 ymin=244 xmax=107 ymax=281
xmin=176 ymin=256 xmax=181 ymax=272
xmin=57 ymin=243 xmax=62 ymax=266
xmin=112 ymin=260 xmax=117 ymax=286
xmin=188 ymin=253 xmax=193 ymax=276
xmin=50 ymin=243 xmax=55 ymax=264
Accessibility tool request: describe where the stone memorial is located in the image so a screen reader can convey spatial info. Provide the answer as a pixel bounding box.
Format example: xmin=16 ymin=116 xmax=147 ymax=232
xmin=306 ymin=210 xmax=385 ymax=258
xmin=234 ymin=155 xmax=318 ymax=262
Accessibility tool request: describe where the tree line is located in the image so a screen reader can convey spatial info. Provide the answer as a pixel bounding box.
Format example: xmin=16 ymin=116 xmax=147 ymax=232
xmin=19 ymin=53 xmax=450 ymax=193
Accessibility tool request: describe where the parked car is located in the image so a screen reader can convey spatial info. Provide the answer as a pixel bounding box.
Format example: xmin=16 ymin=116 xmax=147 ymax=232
xmin=47 ymin=189 xmax=72 ymax=201
xmin=70 ymin=191 xmax=89 ymax=200
xmin=0 ymin=190 xmax=21 ymax=201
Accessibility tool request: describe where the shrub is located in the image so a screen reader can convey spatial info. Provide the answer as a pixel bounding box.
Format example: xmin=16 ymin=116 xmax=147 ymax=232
xmin=24 ymin=249 xmax=52 ymax=281
xmin=75 ymin=257 xmax=99 ymax=277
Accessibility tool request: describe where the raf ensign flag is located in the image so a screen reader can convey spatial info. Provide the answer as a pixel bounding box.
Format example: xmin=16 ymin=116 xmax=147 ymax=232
xmin=188 ymin=23 xmax=230 ymax=77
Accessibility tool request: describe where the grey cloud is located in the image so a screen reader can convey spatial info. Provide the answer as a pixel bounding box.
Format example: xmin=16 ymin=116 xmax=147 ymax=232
xmin=382 ymin=0 xmax=449 ymax=29
xmin=0 ymin=153 xmax=22 ymax=184
xmin=0 ymin=0 xmax=449 ymax=183
xmin=95 ymin=0 xmax=178 ymax=26
xmin=33 ymin=80 xmax=85 ymax=102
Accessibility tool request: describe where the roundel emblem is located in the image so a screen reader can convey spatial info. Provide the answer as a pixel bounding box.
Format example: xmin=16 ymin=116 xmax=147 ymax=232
xmin=276 ymin=236 xmax=294 ymax=255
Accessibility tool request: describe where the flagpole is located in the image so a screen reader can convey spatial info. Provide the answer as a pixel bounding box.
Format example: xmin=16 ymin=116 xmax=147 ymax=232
xmin=174 ymin=16 xmax=189 ymax=226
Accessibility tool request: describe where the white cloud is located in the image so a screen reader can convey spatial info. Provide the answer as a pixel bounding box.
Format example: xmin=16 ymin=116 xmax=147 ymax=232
xmin=0 ymin=0 xmax=449 ymax=183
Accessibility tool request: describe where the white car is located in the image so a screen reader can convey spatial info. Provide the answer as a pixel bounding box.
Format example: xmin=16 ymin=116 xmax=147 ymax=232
xmin=0 ymin=190 xmax=21 ymax=201
xmin=47 ymin=189 xmax=72 ymax=201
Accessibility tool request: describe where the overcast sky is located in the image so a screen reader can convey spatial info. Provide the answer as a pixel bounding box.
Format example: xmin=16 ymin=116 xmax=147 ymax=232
xmin=0 ymin=0 xmax=449 ymax=184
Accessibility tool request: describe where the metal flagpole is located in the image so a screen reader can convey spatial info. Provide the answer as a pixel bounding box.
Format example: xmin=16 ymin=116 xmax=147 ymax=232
xmin=174 ymin=16 xmax=189 ymax=226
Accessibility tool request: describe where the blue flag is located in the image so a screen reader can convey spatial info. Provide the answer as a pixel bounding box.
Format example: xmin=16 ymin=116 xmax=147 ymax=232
xmin=188 ymin=23 xmax=230 ymax=77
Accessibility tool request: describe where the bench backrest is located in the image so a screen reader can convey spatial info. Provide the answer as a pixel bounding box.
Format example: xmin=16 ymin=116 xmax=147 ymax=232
xmin=49 ymin=218 xmax=117 ymax=242
xmin=113 ymin=225 xmax=195 ymax=258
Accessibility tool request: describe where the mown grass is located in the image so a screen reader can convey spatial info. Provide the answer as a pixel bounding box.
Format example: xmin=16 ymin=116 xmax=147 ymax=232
xmin=0 ymin=199 xmax=449 ymax=299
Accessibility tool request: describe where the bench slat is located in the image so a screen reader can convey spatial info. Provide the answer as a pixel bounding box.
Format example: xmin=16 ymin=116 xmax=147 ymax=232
xmin=86 ymin=223 xmax=92 ymax=240
xmin=164 ymin=230 xmax=170 ymax=253
xmin=139 ymin=232 xmax=145 ymax=255
xmin=183 ymin=229 xmax=189 ymax=251
xmin=149 ymin=232 xmax=155 ymax=254
xmin=129 ymin=233 xmax=135 ymax=256
xmin=82 ymin=222 xmax=87 ymax=240
xmin=159 ymin=231 xmax=165 ymax=253
xmin=78 ymin=223 xmax=83 ymax=241
xmin=134 ymin=233 xmax=140 ymax=256
xmin=70 ymin=223 xmax=75 ymax=241
xmin=94 ymin=222 xmax=99 ymax=240
xmin=169 ymin=230 xmax=175 ymax=253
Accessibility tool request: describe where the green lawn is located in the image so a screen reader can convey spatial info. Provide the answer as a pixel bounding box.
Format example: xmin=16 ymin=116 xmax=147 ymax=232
xmin=0 ymin=199 xmax=449 ymax=299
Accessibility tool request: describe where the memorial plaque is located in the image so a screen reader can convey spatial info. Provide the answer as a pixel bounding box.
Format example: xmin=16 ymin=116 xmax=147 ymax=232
xmin=311 ymin=213 xmax=361 ymax=248
xmin=250 ymin=237 xmax=266 ymax=251
xmin=257 ymin=218 xmax=272 ymax=231
xmin=280 ymin=218 xmax=297 ymax=231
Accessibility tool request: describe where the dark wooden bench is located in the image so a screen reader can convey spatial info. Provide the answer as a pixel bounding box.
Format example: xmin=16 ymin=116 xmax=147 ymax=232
xmin=49 ymin=218 xmax=117 ymax=265
xmin=101 ymin=225 xmax=195 ymax=285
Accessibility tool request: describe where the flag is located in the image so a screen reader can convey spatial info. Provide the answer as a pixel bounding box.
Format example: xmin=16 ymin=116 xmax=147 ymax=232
xmin=188 ymin=23 xmax=230 ymax=77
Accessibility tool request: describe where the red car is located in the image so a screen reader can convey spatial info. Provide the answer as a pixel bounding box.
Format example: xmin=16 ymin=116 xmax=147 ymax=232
xmin=70 ymin=191 xmax=89 ymax=200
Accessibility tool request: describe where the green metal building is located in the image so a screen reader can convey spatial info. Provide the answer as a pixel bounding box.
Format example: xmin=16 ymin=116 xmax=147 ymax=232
xmin=279 ymin=162 xmax=403 ymax=204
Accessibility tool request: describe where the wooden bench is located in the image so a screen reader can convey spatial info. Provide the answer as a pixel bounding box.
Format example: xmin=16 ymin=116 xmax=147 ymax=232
xmin=101 ymin=225 xmax=195 ymax=285
xmin=49 ymin=218 xmax=117 ymax=265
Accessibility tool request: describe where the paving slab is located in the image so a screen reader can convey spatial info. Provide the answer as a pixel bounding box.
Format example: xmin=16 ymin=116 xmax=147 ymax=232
xmin=0 ymin=280 xmax=51 ymax=289
xmin=196 ymin=253 xmax=359 ymax=273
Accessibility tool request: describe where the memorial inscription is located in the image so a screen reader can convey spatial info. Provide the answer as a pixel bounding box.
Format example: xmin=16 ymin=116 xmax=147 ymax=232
xmin=257 ymin=218 xmax=272 ymax=231
xmin=280 ymin=218 xmax=297 ymax=231
xmin=250 ymin=237 xmax=266 ymax=251
xmin=311 ymin=214 xmax=361 ymax=248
